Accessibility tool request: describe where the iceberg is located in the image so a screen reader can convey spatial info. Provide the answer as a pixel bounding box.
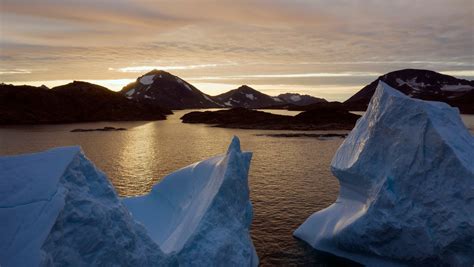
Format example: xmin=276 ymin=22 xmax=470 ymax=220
xmin=123 ymin=136 xmax=258 ymax=266
xmin=0 ymin=136 xmax=258 ymax=266
xmin=294 ymin=81 xmax=474 ymax=266
xmin=0 ymin=147 xmax=170 ymax=266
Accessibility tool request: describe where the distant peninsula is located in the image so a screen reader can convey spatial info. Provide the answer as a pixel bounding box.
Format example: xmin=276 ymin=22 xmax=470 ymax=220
xmin=181 ymin=107 xmax=360 ymax=130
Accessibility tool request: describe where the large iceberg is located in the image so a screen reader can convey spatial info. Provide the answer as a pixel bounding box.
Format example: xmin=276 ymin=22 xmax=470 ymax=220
xmin=0 ymin=147 xmax=170 ymax=266
xmin=294 ymin=81 xmax=474 ymax=266
xmin=0 ymin=137 xmax=258 ymax=266
xmin=123 ymin=136 xmax=258 ymax=266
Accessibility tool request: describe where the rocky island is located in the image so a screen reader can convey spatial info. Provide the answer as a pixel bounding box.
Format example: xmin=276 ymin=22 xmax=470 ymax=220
xmin=181 ymin=107 xmax=360 ymax=130
xmin=70 ymin=127 xmax=127 ymax=132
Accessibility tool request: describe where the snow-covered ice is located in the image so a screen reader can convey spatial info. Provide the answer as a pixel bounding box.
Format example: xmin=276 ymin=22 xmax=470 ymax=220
xmin=123 ymin=136 xmax=258 ymax=266
xmin=139 ymin=74 xmax=155 ymax=85
xmin=0 ymin=137 xmax=258 ymax=266
xmin=294 ymin=81 xmax=474 ymax=266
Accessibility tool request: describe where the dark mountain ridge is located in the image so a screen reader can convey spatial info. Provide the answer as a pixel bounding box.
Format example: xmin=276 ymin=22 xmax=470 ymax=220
xmin=344 ymin=69 xmax=474 ymax=113
xmin=278 ymin=93 xmax=327 ymax=106
xmin=215 ymin=85 xmax=285 ymax=109
xmin=0 ymin=81 xmax=170 ymax=124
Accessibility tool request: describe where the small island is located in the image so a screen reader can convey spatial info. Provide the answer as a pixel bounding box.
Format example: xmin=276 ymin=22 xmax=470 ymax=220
xmin=70 ymin=127 xmax=127 ymax=132
xmin=181 ymin=106 xmax=360 ymax=130
xmin=256 ymin=133 xmax=348 ymax=139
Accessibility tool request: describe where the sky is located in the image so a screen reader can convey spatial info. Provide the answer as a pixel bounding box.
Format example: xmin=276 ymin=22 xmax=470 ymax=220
xmin=0 ymin=0 xmax=473 ymax=101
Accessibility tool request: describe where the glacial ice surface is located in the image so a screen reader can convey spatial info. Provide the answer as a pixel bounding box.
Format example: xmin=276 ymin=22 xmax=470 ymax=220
xmin=123 ymin=136 xmax=258 ymax=266
xmin=0 ymin=147 xmax=170 ymax=267
xmin=0 ymin=137 xmax=257 ymax=266
xmin=294 ymin=81 xmax=474 ymax=266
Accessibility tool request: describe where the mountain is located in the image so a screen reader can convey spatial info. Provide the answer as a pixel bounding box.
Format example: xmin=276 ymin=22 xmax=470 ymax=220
xmin=344 ymin=69 xmax=474 ymax=113
xmin=277 ymin=93 xmax=327 ymax=106
xmin=0 ymin=81 xmax=170 ymax=124
xmin=120 ymin=70 xmax=222 ymax=110
xmin=120 ymin=73 xmax=330 ymax=110
xmin=215 ymin=85 xmax=284 ymax=109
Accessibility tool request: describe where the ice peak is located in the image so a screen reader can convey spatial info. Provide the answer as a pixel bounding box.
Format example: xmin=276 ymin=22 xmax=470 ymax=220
xmin=296 ymin=81 xmax=474 ymax=266
xmin=122 ymin=136 xmax=257 ymax=265
xmin=377 ymin=80 xmax=406 ymax=98
xmin=227 ymin=136 xmax=242 ymax=154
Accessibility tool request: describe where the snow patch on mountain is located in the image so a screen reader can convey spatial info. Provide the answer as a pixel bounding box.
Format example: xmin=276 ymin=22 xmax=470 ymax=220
xmin=230 ymin=97 xmax=240 ymax=103
xmin=245 ymin=94 xmax=256 ymax=100
xmin=203 ymin=95 xmax=213 ymax=102
xmin=139 ymin=75 xmax=155 ymax=85
xmin=290 ymin=95 xmax=302 ymax=102
xmin=176 ymin=77 xmax=193 ymax=91
xmin=441 ymin=84 xmax=474 ymax=92
xmin=395 ymin=77 xmax=427 ymax=91
xmin=125 ymin=89 xmax=135 ymax=96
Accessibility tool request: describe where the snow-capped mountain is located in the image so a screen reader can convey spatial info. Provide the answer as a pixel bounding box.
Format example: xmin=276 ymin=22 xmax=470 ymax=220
xmin=215 ymin=85 xmax=284 ymax=109
xmin=120 ymin=70 xmax=222 ymax=110
xmin=121 ymin=73 xmax=330 ymax=110
xmin=277 ymin=93 xmax=327 ymax=106
xmin=344 ymin=69 xmax=474 ymax=113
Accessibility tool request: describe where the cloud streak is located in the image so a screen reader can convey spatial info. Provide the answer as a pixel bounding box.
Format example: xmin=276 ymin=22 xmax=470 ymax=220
xmin=109 ymin=63 xmax=235 ymax=73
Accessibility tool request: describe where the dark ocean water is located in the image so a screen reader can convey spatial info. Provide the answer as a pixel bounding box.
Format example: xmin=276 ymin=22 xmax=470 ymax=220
xmin=1 ymin=110 xmax=472 ymax=266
